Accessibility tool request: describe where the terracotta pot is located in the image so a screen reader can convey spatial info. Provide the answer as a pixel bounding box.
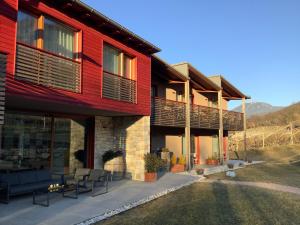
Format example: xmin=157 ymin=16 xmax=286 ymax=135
xmin=171 ymin=164 xmax=185 ymax=173
xmin=206 ymin=159 xmax=219 ymax=165
xmin=144 ymin=172 xmax=157 ymax=182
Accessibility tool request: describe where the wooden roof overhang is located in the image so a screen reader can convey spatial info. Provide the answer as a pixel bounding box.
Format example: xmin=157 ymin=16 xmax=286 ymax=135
xmin=152 ymin=56 xmax=188 ymax=83
xmin=188 ymin=64 xmax=220 ymax=93
xmin=36 ymin=0 xmax=160 ymax=55
xmin=209 ymin=75 xmax=251 ymax=100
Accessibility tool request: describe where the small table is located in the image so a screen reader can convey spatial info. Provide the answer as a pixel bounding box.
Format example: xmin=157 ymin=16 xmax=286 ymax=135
xmin=33 ymin=184 xmax=64 ymax=207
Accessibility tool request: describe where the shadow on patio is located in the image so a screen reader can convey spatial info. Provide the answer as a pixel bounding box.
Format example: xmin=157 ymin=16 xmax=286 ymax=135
xmin=0 ymin=173 xmax=198 ymax=225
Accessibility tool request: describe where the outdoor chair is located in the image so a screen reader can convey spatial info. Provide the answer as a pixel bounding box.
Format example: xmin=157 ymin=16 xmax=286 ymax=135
xmin=64 ymin=168 xmax=91 ymax=196
xmin=79 ymin=169 xmax=109 ymax=196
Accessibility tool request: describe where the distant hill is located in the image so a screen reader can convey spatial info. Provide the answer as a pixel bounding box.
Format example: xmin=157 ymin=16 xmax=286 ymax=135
xmin=247 ymin=102 xmax=300 ymax=128
xmin=233 ymin=102 xmax=283 ymax=118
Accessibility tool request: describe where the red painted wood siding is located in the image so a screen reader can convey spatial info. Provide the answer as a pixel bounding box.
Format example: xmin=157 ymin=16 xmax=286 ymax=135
xmin=0 ymin=0 xmax=151 ymax=116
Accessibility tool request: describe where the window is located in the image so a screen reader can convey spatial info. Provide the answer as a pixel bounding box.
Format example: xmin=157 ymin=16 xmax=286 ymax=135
xmin=103 ymin=44 xmax=135 ymax=79
xmin=17 ymin=11 xmax=38 ymax=46
xmin=44 ymin=17 xmax=75 ymax=59
xmin=17 ymin=11 xmax=77 ymax=59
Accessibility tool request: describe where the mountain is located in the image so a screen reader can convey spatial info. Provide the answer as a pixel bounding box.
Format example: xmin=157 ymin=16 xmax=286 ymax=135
xmin=233 ymin=102 xmax=283 ymax=118
xmin=247 ymin=102 xmax=300 ymax=128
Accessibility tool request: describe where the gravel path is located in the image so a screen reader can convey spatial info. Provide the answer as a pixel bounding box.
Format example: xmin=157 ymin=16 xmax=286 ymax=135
xmin=203 ymin=179 xmax=300 ymax=195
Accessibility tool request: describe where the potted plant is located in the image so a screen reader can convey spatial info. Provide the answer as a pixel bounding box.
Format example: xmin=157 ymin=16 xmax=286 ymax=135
xmin=195 ymin=168 xmax=204 ymax=175
xmin=171 ymin=155 xmax=186 ymax=173
xmin=206 ymin=157 xmax=219 ymax=165
xmin=103 ymin=150 xmax=124 ymax=179
xmin=144 ymin=153 xmax=164 ymax=182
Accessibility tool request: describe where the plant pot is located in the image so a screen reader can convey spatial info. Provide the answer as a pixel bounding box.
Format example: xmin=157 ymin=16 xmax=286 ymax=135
xmin=196 ymin=169 xmax=204 ymax=175
xmin=171 ymin=164 xmax=185 ymax=173
xmin=144 ymin=172 xmax=157 ymax=182
xmin=206 ymin=159 xmax=219 ymax=165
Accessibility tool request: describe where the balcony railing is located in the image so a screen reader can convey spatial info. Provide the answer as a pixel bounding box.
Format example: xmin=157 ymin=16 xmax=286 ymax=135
xmin=223 ymin=110 xmax=244 ymax=131
xmin=190 ymin=104 xmax=220 ymax=129
xmin=0 ymin=52 xmax=6 ymax=125
xmin=151 ymin=97 xmax=186 ymax=127
xmin=15 ymin=43 xmax=81 ymax=93
xmin=102 ymin=71 xmax=136 ymax=103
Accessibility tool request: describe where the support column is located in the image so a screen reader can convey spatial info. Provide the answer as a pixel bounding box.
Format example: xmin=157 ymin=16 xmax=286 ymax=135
xmin=218 ymin=90 xmax=224 ymax=164
xmin=185 ymin=80 xmax=191 ymax=170
xmin=242 ymin=97 xmax=247 ymax=159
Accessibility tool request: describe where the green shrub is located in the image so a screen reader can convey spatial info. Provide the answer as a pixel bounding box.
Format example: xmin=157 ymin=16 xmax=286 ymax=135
xmin=102 ymin=150 xmax=123 ymax=166
xmin=144 ymin=153 xmax=166 ymax=173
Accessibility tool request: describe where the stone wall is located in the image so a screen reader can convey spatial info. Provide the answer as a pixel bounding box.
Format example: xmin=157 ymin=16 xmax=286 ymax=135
xmin=94 ymin=116 xmax=150 ymax=181
xmin=94 ymin=116 xmax=114 ymax=169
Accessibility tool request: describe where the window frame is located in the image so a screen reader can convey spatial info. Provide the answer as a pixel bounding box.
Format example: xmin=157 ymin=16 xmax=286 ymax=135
xmin=103 ymin=43 xmax=136 ymax=81
xmin=16 ymin=9 xmax=80 ymax=61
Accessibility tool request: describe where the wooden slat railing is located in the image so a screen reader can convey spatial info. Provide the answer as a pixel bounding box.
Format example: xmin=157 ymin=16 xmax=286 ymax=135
xmin=223 ymin=110 xmax=244 ymax=131
xmin=0 ymin=52 xmax=6 ymax=125
xmin=15 ymin=43 xmax=81 ymax=93
xmin=151 ymin=97 xmax=186 ymax=127
xmin=190 ymin=104 xmax=220 ymax=129
xmin=102 ymin=71 xmax=136 ymax=103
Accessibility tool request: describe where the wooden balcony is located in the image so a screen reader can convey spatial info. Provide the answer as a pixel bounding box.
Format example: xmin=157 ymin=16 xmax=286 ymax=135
xmin=102 ymin=71 xmax=136 ymax=103
xmin=15 ymin=43 xmax=81 ymax=93
xmin=190 ymin=104 xmax=220 ymax=129
xmin=223 ymin=110 xmax=244 ymax=131
xmin=151 ymin=97 xmax=186 ymax=127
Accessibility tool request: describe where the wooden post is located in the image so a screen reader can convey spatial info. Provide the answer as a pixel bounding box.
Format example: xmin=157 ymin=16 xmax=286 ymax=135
xmin=242 ymin=97 xmax=247 ymax=159
xmin=262 ymin=132 xmax=265 ymax=149
xmin=218 ymin=90 xmax=224 ymax=164
xmin=185 ymin=80 xmax=191 ymax=170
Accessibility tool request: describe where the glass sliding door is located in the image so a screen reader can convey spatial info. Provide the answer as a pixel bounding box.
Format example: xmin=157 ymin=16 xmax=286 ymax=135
xmin=0 ymin=113 xmax=52 ymax=170
xmin=0 ymin=112 xmax=89 ymax=172
xmin=52 ymin=118 xmax=87 ymax=173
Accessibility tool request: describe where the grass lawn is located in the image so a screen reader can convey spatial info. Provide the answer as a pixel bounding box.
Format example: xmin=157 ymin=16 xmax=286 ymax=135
xmin=99 ymin=182 xmax=300 ymax=225
xmin=98 ymin=146 xmax=300 ymax=225
xmin=210 ymin=162 xmax=300 ymax=188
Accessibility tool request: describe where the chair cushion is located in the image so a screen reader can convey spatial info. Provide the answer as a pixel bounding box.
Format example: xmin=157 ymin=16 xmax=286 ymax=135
xmin=19 ymin=171 xmax=37 ymax=184
xmin=0 ymin=173 xmax=20 ymax=186
xmin=9 ymin=181 xmax=51 ymax=194
xmin=36 ymin=170 xmax=52 ymax=182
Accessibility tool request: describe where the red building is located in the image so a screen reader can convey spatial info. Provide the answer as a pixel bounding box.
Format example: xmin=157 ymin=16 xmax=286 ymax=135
xmin=0 ymin=0 xmax=160 ymax=181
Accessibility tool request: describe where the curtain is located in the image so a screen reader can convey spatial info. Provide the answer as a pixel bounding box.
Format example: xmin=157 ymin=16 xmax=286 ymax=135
xmin=44 ymin=18 xmax=74 ymax=59
xmin=17 ymin=11 xmax=37 ymax=46
xmin=123 ymin=54 xmax=132 ymax=79
xmin=103 ymin=44 xmax=120 ymax=75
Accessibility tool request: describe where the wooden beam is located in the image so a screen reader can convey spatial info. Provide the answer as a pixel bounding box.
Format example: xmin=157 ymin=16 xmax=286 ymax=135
xmin=185 ymin=80 xmax=191 ymax=170
xmin=242 ymin=97 xmax=247 ymax=159
xmin=218 ymin=90 xmax=224 ymax=164
xmin=196 ymin=90 xmax=219 ymax=93
xmin=168 ymin=80 xmax=185 ymax=84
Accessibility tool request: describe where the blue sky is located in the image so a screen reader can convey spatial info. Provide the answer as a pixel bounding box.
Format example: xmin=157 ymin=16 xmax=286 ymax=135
xmin=82 ymin=0 xmax=300 ymax=109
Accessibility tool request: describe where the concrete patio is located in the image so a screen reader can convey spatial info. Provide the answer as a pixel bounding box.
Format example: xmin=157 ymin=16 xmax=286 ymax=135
xmin=0 ymin=173 xmax=200 ymax=225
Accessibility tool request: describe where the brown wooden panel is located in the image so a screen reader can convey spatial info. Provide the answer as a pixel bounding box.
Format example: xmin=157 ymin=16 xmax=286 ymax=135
xmin=223 ymin=110 xmax=244 ymax=131
xmin=0 ymin=52 xmax=6 ymax=125
xmin=190 ymin=104 xmax=220 ymax=129
xmin=15 ymin=44 xmax=81 ymax=93
xmin=102 ymin=71 xmax=136 ymax=103
xmin=151 ymin=97 xmax=186 ymax=127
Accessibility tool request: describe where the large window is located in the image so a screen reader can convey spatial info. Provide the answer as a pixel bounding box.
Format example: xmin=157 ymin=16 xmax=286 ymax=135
xmin=0 ymin=113 xmax=88 ymax=173
xmin=103 ymin=44 xmax=135 ymax=79
xmin=17 ymin=11 xmax=77 ymax=59
xmin=17 ymin=11 xmax=38 ymax=47
xmin=44 ymin=17 xmax=75 ymax=59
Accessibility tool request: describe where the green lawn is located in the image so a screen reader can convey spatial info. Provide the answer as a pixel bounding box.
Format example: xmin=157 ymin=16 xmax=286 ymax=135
xmin=98 ymin=146 xmax=300 ymax=225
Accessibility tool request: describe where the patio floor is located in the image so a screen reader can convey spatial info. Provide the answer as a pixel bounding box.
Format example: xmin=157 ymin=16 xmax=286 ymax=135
xmin=0 ymin=173 xmax=199 ymax=225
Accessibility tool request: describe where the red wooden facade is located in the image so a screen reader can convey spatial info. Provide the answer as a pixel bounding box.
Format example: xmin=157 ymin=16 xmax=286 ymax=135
xmin=0 ymin=0 xmax=157 ymax=116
